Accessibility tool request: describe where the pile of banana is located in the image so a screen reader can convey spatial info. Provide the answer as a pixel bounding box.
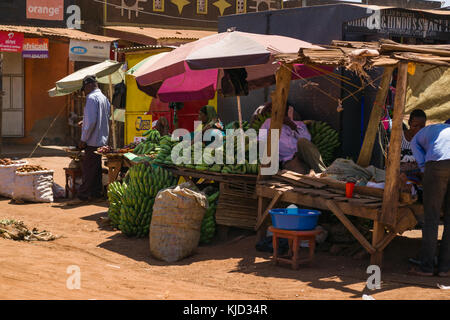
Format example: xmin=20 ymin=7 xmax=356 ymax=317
xmin=200 ymin=190 xmax=220 ymax=244
xmin=107 ymin=181 xmax=127 ymax=228
xmin=250 ymin=113 xmax=271 ymax=132
xmin=117 ymin=163 xmax=177 ymax=238
xmin=224 ymin=120 xmax=250 ymax=131
xmin=154 ymin=135 xmax=177 ymax=165
xmin=168 ymin=139 xmax=260 ymax=175
xmin=307 ymin=120 xmax=340 ymax=166
xmin=133 ymin=130 xmax=162 ymax=155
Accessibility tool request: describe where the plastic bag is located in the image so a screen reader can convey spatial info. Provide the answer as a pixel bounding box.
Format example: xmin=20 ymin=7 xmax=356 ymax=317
xmin=149 ymin=181 xmax=207 ymax=262
xmin=0 ymin=160 xmax=28 ymax=198
xmin=12 ymin=170 xmax=54 ymax=203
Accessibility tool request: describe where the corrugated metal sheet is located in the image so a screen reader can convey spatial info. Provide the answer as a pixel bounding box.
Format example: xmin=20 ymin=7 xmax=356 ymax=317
xmin=346 ymin=3 xmax=450 ymax=15
xmin=0 ymin=25 xmax=118 ymax=42
xmin=104 ymin=26 xmax=216 ymax=41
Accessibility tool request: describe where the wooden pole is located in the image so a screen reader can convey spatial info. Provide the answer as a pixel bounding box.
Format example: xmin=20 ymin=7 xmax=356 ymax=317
xmin=0 ymin=53 xmax=3 ymax=156
xmin=236 ymin=96 xmax=243 ymax=129
xmin=267 ymin=63 xmax=293 ymax=164
xmin=108 ymin=75 xmax=117 ymax=149
xmin=380 ymin=62 xmax=409 ymax=227
xmin=357 ymin=66 xmax=394 ymax=167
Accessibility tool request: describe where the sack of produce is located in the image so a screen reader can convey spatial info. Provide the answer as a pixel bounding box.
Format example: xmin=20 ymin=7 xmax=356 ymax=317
xmin=0 ymin=159 xmax=28 ymax=198
xmin=150 ymin=181 xmax=208 ymax=262
xmin=12 ymin=165 xmax=54 ymax=203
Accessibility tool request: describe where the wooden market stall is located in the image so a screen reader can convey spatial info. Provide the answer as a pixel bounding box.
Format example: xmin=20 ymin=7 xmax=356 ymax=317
xmin=256 ymin=39 xmax=450 ymax=266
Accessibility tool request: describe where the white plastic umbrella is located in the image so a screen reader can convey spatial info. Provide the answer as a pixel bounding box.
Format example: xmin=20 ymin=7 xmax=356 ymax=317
xmin=48 ymin=60 xmax=124 ymax=97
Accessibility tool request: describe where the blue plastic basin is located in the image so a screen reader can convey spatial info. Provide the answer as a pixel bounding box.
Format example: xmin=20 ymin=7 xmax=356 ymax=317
xmin=270 ymin=208 xmax=321 ymax=231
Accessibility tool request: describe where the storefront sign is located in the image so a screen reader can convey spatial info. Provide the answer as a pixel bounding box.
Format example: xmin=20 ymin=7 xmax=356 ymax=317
xmin=26 ymin=0 xmax=64 ymax=21
xmin=0 ymin=31 xmax=24 ymax=53
xmin=22 ymin=38 xmax=49 ymax=59
xmin=69 ymin=40 xmax=111 ymax=62
xmin=345 ymin=9 xmax=450 ymax=38
xmin=125 ymin=113 xmax=153 ymax=144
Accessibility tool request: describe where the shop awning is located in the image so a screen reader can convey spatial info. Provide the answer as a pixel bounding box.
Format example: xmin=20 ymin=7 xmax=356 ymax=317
xmin=49 ymin=60 xmax=124 ymax=97
xmin=0 ymin=25 xmax=118 ymax=42
xmin=103 ymin=26 xmax=216 ymax=45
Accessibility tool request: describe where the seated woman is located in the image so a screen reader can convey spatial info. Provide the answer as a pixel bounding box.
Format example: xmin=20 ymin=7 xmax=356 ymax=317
xmin=187 ymin=105 xmax=224 ymax=146
xmin=259 ymin=106 xmax=326 ymax=174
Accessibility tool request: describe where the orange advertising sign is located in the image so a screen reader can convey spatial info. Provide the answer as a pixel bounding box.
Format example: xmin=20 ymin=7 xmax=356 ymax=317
xmin=26 ymin=0 xmax=64 ymax=21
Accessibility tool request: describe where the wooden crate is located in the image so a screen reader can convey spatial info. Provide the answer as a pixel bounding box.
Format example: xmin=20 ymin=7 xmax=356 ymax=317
xmin=215 ymin=182 xmax=258 ymax=230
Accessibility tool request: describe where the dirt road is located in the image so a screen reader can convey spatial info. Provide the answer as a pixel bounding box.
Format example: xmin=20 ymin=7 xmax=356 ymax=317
xmin=0 ymin=156 xmax=449 ymax=300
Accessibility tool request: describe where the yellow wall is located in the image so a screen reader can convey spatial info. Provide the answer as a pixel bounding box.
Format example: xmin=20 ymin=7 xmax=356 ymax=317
xmin=125 ymin=49 xmax=171 ymax=113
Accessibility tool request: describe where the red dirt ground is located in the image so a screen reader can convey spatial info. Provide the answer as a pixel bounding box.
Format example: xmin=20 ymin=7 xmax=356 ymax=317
xmin=0 ymin=156 xmax=449 ymax=300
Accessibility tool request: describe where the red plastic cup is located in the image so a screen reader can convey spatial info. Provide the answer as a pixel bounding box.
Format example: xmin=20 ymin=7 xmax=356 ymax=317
xmin=346 ymin=182 xmax=355 ymax=198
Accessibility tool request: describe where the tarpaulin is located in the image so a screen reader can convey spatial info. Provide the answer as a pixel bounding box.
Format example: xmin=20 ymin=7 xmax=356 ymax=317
xmin=406 ymin=63 xmax=450 ymax=123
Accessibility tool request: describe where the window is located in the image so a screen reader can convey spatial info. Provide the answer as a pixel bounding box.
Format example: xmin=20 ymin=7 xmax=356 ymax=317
xmin=1 ymin=52 xmax=24 ymax=137
xmin=197 ymin=0 xmax=207 ymax=14
xmin=236 ymin=0 xmax=246 ymax=14
xmin=153 ymin=0 xmax=164 ymax=12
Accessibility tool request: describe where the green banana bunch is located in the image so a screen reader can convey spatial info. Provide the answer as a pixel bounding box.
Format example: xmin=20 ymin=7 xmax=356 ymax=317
xmin=200 ymin=190 xmax=220 ymax=244
xmin=250 ymin=113 xmax=271 ymax=132
xmin=107 ymin=181 xmax=127 ymax=228
xmin=307 ymin=120 xmax=340 ymax=166
xmin=117 ymin=163 xmax=177 ymax=238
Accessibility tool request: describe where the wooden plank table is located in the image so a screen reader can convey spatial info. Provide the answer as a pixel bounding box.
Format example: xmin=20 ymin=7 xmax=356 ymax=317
xmin=256 ymin=172 xmax=420 ymax=266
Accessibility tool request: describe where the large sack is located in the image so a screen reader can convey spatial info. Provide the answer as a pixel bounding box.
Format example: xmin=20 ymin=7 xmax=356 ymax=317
xmin=149 ymin=181 xmax=207 ymax=262
xmin=0 ymin=160 xmax=28 ymax=198
xmin=12 ymin=170 xmax=54 ymax=203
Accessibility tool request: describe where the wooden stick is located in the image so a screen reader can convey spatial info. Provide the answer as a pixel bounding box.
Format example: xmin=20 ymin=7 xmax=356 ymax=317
xmin=381 ymin=62 xmax=408 ymax=227
xmin=255 ymin=191 xmax=282 ymax=231
xmin=381 ymin=43 xmax=450 ymax=57
xmin=236 ymin=96 xmax=243 ymax=130
xmin=326 ymin=200 xmax=376 ymax=254
xmin=108 ymin=75 xmax=117 ymax=149
xmin=357 ymin=66 xmax=394 ymax=167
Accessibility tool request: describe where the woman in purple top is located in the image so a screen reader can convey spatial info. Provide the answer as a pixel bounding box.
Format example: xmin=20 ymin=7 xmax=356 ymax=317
xmin=259 ymin=107 xmax=326 ymax=174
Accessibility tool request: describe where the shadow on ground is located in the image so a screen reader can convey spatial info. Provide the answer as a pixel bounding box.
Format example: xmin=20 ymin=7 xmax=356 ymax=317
xmin=84 ymin=204 xmax=447 ymax=298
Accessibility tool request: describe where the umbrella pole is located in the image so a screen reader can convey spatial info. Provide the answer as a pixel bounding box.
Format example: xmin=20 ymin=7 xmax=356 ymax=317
xmin=108 ymin=75 xmax=117 ymax=149
xmin=236 ymin=96 xmax=243 ymax=129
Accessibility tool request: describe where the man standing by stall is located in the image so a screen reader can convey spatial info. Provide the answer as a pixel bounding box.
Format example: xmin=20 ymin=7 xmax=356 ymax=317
xmin=409 ymin=123 xmax=450 ymax=277
xmin=77 ymin=75 xmax=111 ymax=202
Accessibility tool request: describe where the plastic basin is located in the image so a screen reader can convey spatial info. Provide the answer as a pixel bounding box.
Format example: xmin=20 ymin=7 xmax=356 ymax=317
xmin=270 ymin=208 xmax=321 ymax=231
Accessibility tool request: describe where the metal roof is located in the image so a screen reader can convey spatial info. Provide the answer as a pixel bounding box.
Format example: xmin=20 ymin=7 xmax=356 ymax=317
xmin=0 ymin=25 xmax=118 ymax=42
xmin=104 ymin=26 xmax=216 ymax=42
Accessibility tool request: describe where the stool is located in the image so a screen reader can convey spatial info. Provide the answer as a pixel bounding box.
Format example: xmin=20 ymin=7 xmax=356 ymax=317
xmin=269 ymin=226 xmax=322 ymax=270
xmin=64 ymin=167 xmax=82 ymax=199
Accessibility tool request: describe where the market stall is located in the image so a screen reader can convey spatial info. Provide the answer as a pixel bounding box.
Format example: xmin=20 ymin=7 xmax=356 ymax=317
xmin=256 ymin=39 xmax=450 ymax=265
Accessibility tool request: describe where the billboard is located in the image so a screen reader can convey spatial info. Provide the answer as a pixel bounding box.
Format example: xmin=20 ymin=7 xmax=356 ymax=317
xmin=69 ymin=40 xmax=111 ymax=62
xmin=0 ymin=31 xmax=24 ymax=53
xmin=26 ymin=0 xmax=64 ymax=21
xmin=22 ymin=38 xmax=49 ymax=59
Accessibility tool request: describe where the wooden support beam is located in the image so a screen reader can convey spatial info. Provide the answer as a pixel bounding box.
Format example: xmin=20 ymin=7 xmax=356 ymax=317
xmin=326 ymin=200 xmax=376 ymax=255
xmin=381 ymin=62 xmax=409 ymax=227
xmin=265 ymin=63 xmax=293 ymax=171
xmin=357 ymin=66 xmax=394 ymax=167
xmin=371 ymin=220 xmax=386 ymax=265
xmin=255 ymin=191 xmax=282 ymax=231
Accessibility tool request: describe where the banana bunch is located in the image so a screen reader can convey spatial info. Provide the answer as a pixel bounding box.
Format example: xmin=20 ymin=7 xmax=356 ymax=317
xmin=250 ymin=113 xmax=271 ymax=132
xmin=154 ymin=135 xmax=177 ymax=165
xmin=118 ymin=163 xmax=177 ymax=238
xmin=142 ymin=129 xmax=161 ymax=143
xmin=107 ymin=181 xmax=127 ymax=228
xmin=133 ymin=130 xmax=162 ymax=155
xmin=200 ymin=190 xmax=220 ymax=244
xmin=224 ymin=121 xmax=250 ymax=131
xmin=307 ymin=121 xmax=340 ymax=166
